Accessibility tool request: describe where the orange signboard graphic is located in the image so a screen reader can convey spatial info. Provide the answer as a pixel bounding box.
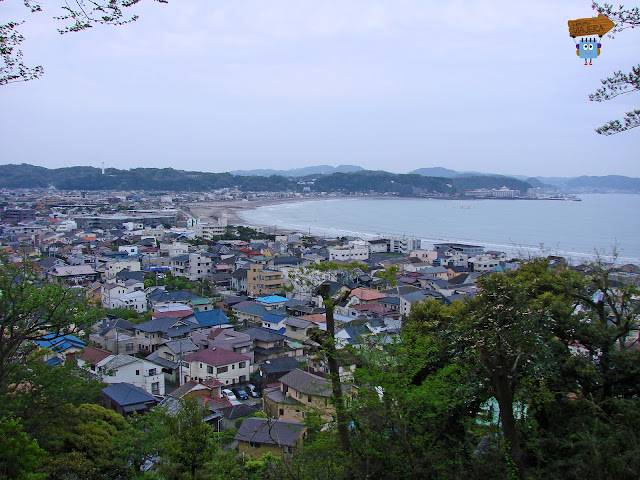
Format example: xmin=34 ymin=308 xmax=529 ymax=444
xmin=568 ymin=14 xmax=615 ymax=37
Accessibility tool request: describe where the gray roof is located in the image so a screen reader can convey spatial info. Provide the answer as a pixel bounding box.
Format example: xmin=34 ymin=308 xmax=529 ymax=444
xmin=278 ymin=368 xmax=332 ymax=397
xmin=164 ymin=339 xmax=198 ymax=354
xmin=102 ymin=354 xmax=140 ymax=370
xmin=234 ymin=418 xmax=305 ymax=447
xmin=244 ymin=327 xmax=287 ymax=343
xmin=285 ymin=317 xmax=315 ymax=329
xmin=260 ymin=356 xmax=301 ymax=375
xmin=145 ymin=351 xmax=177 ymax=369
xmin=102 ymin=382 xmax=157 ymax=407
xmin=136 ymin=317 xmax=197 ymax=336
xmin=401 ymin=290 xmax=443 ymax=303
xmin=218 ymin=403 xmax=260 ymax=419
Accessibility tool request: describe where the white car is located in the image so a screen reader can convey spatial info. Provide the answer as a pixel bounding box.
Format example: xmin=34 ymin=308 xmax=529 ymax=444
xmin=222 ymin=388 xmax=238 ymax=403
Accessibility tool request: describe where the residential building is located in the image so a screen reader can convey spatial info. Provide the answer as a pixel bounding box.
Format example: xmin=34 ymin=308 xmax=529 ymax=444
xmin=387 ymin=237 xmax=421 ymax=254
xmin=247 ymin=264 xmax=284 ymax=297
xmin=235 ymin=418 xmax=306 ymax=459
xmin=264 ymin=368 xmax=337 ymax=423
xmin=329 ymin=242 xmax=369 ymax=261
xmin=100 ymin=354 xmax=165 ymax=396
xmin=182 ymin=347 xmax=251 ymax=386
xmin=102 ymin=383 xmax=159 ymax=416
xmin=194 ymin=218 xmax=227 ymax=240
xmin=89 ymin=317 xmax=139 ymax=354
xmin=192 ymin=328 xmax=254 ymax=364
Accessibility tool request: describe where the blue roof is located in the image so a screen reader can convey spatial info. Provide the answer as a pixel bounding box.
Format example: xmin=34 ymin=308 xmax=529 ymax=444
xmin=255 ymin=295 xmax=289 ymax=304
xmin=193 ymin=309 xmax=229 ymax=328
xmin=262 ymin=313 xmax=286 ymax=324
xmin=45 ymin=357 xmax=63 ymax=366
xmin=35 ymin=333 xmax=86 ymax=352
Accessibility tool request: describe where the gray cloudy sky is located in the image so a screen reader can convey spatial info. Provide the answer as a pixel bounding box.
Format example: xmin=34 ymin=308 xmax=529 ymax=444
xmin=1 ymin=0 xmax=638 ymax=177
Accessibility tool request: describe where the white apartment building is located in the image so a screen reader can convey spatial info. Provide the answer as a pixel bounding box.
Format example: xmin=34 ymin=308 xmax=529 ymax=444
xmin=194 ymin=217 xmax=228 ymax=240
xmin=388 ymin=237 xmax=422 ymax=254
xmin=329 ymin=242 xmax=370 ymax=261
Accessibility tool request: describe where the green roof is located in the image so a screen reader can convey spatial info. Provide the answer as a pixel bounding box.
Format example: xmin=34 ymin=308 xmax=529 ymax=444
xmin=190 ymin=298 xmax=211 ymax=305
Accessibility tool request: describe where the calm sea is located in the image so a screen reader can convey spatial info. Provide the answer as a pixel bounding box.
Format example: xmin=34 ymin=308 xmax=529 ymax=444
xmin=239 ymin=194 xmax=640 ymax=264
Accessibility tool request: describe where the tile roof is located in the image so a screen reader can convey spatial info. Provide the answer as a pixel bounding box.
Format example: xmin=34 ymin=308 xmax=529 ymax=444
xmin=135 ymin=317 xmax=197 ymax=335
xmin=152 ymin=310 xmax=195 ymax=319
xmin=103 ymin=383 xmax=157 ymax=407
xmin=349 ymin=288 xmax=387 ymax=302
xmin=193 ymin=310 xmax=229 ymax=327
xmin=234 ymin=418 xmax=305 ymax=447
xmin=102 ymin=354 xmax=142 ymax=370
xmin=243 ymin=327 xmax=287 ymax=343
xmin=78 ymin=346 xmax=112 ymax=364
xmin=278 ymin=368 xmax=332 ymax=397
xmin=219 ymin=403 xmax=260 ymax=419
xmin=183 ymin=347 xmax=249 ymax=367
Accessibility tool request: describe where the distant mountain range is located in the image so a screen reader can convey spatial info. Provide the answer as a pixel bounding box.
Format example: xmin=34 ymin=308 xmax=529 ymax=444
xmin=0 ymin=163 xmax=528 ymax=195
xmin=0 ymin=163 xmax=637 ymax=194
xmin=229 ymin=164 xmax=364 ymax=177
xmin=406 ymin=169 xmax=640 ymax=193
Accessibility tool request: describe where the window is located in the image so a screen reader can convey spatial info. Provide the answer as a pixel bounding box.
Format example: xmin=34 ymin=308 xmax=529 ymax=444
xmin=232 ymin=364 xmax=235 ymax=370
xmin=217 ymin=366 xmax=228 ymax=374
xmin=149 ymin=368 xmax=156 ymax=376
xmin=207 ymin=365 xmax=213 ymax=374
xmin=239 ymin=362 xmax=246 ymax=368
xmin=308 ymin=396 xmax=312 ymax=403
xmin=126 ymin=343 xmax=134 ymax=351
xmin=151 ymin=382 xmax=159 ymax=394
xmin=135 ymin=370 xmax=140 ymax=375
xmin=279 ymin=408 xmax=284 ymax=416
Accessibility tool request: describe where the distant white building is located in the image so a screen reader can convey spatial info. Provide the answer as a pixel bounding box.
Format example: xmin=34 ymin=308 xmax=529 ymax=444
xmin=329 ymin=242 xmax=370 ymax=262
xmin=194 ymin=217 xmax=228 ymax=240
xmin=388 ymin=237 xmax=421 ymax=254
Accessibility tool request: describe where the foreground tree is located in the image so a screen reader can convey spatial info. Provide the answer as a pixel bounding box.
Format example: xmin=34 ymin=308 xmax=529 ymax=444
xmin=288 ymin=261 xmax=366 ymax=452
xmin=155 ymin=398 xmax=218 ymax=480
xmin=0 ymin=255 xmax=102 ymax=393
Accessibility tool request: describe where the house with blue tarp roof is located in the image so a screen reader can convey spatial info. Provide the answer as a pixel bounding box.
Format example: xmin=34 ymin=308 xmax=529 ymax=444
xmin=256 ymin=295 xmax=289 ymax=305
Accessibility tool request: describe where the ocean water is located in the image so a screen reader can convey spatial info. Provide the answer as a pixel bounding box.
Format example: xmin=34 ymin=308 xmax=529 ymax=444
xmin=239 ymin=194 xmax=640 ymax=264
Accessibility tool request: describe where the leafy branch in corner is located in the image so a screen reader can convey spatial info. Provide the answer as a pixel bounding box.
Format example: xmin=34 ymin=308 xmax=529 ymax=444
xmin=589 ymin=2 xmax=640 ymax=135
xmin=0 ymin=0 xmax=167 ymax=86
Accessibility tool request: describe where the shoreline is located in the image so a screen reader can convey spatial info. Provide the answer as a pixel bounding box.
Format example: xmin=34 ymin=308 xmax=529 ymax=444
xmin=186 ymin=195 xmax=640 ymax=265
xmin=186 ymin=196 xmax=331 ymax=233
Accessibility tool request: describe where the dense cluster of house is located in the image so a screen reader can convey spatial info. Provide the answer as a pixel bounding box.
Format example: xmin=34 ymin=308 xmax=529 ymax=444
xmin=2 ymin=190 xmax=523 ymax=459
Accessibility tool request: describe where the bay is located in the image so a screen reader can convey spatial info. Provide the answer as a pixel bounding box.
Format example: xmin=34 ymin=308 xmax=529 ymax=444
xmin=239 ymin=194 xmax=640 ymax=264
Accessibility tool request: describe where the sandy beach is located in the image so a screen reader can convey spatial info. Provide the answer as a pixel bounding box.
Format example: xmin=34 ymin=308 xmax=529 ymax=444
xmin=185 ymin=197 xmax=326 ymax=232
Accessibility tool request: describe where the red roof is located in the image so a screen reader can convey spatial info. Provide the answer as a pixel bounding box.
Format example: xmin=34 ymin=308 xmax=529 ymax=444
xmin=183 ymin=347 xmax=249 ymax=366
xmin=152 ymin=310 xmax=194 ymax=319
xmin=77 ymin=346 xmax=112 ymax=364
xmin=207 ymin=328 xmax=226 ymax=339
xmin=349 ymin=288 xmax=387 ymax=302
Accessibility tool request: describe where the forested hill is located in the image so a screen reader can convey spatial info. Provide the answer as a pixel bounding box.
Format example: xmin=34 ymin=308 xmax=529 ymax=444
xmin=0 ymin=164 xmax=531 ymax=195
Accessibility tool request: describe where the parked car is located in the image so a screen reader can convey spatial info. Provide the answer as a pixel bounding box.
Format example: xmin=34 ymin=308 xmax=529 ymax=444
xmin=232 ymin=387 xmax=248 ymax=400
xmin=222 ymin=389 xmax=237 ymax=402
xmin=245 ymin=384 xmax=260 ymax=398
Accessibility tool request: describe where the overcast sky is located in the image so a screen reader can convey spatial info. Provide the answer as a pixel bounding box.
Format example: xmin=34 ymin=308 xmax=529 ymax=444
xmin=1 ymin=0 xmax=638 ymax=177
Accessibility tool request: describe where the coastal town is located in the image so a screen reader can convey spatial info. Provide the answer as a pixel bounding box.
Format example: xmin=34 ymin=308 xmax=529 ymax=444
xmin=1 ymin=187 xmax=639 ymax=478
